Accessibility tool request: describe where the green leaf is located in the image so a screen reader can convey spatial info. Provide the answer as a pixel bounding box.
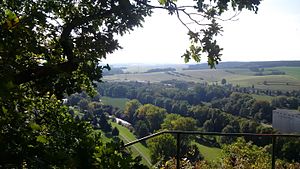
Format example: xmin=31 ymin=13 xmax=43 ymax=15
xmin=158 ymin=0 xmax=168 ymax=5
xmin=2 ymin=106 xmax=7 ymax=113
xmin=36 ymin=135 xmax=47 ymax=144
xmin=30 ymin=122 xmax=41 ymax=131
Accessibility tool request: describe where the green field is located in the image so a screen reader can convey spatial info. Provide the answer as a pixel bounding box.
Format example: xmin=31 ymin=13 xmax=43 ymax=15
xmin=111 ymin=122 xmax=152 ymax=167
xmin=104 ymin=66 xmax=300 ymax=91
xmin=192 ymin=141 xmax=222 ymax=162
xmin=101 ymin=96 xmax=129 ymax=111
xmin=266 ymin=67 xmax=300 ymax=80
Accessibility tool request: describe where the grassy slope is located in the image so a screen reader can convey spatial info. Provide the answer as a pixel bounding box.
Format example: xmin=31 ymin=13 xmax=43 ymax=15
xmin=101 ymin=96 xmax=129 ymax=111
xmin=104 ymin=66 xmax=300 ymax=91
xmin=266 ymin=67 xmax=300 ymax=80
xmin=192 ymin=141 xmax=222 ymax=162
xmin=111 ymin=122 xmax=152 ymax=167
xmin=228 ymin=75 xmax=300 ymax=91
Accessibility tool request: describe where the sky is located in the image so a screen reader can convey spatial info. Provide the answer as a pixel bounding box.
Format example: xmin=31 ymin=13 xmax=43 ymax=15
xmin=105 ymin=0 xmax=300 ymax=64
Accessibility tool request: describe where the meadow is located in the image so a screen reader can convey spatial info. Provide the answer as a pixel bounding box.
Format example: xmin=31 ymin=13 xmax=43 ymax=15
xmin=104 ymin=66 xmax=300 ymax=91
xmin=101 ymin=96 xmax=129 ymax=111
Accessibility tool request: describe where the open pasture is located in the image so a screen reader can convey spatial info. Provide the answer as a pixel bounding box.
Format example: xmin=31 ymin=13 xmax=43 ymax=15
xmin=104 ymin=66 xmax=300 ymax=91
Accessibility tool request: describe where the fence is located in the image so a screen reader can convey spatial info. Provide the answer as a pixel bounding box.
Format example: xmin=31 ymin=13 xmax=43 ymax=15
xmin=124 ymin=130 xmax=300 ymax=169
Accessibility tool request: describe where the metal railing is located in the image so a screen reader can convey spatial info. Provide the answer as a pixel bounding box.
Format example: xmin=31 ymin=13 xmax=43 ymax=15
xmin=123 ymin=130 xmax=300 ymax=169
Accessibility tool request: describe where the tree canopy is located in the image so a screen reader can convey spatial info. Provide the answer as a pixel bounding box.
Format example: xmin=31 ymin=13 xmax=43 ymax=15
xmin=0 ymin=0 xmax=261 ymax=97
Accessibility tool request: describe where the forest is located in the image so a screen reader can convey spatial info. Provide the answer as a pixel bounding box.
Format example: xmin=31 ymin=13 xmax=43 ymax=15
xmin=65 ymin=79 xmax=300 ymax=168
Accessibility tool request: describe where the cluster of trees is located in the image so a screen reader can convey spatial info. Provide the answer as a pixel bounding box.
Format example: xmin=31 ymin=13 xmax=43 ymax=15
xmin=189 ymin=105 xmax=273 ymax=146
xmin=145 ymin=68 xmax=176 ymax=73
xmin=271 ymin=96 xmax=300 ymax=109
xmin=98 ymin=81 xmax=300 ymax=124
xmin=66 ymin=91 xmax=121 ymax=133
xmin=211 ymin=92 xmax=273 ymax=123
xmin=96 ymin=80 xmax=300 ymax=165
xmin=97 ymin=81 xmax=231 ymax=114
xmin=122 ymin=99 xmax=203 ymax=164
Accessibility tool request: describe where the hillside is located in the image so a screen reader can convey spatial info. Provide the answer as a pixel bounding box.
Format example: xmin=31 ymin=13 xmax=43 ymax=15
xmin=104 ymin=64 xmax=300 ymax=91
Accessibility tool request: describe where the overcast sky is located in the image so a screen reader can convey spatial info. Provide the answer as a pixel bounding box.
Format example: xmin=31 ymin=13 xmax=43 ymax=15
xmin=105 ymin=0 xmax=300 ymax=64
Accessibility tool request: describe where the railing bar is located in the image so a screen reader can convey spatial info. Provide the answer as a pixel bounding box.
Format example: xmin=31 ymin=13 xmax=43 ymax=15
xmin=176 ymin=133 xmax=180 ymax=169
xmin=124 ymin=130 xmax=300 ymax=147
xmin=271 ymin=136 xmax=276 ymax=169
xmin=123 ymin=131 xmax=166 ymax=147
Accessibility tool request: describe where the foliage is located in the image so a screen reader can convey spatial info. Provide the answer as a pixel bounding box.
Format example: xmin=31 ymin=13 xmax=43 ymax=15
xmin=124 ymin=99 xmax=142 ymax=123
xmin=0 ymin=0 xmax=151 ymax=97
xmin=221 ymin=138 xmax=271 ymax=169
xmin=0 ymin=0 xmax=262 ymax=98
xmin=134 ymin=120 xmax=150 ymax=138
xmin=276 ymin=137 xmax=300 ymax=162
xmin=147 ymin=134 xmax=176 ymax=164
xmin=221 ymin=78 xmax=227 ymax=85
xmin=0 ymin=95 xmax=145 ymax=168
xmin=161 ymin=114 xmax=197 ymax=131
xmin=135 ymin=104 xmax=167 ymax=132
xmin=112 ymin=127 xmax=120 ymax=136
xmin=93 ymin=141 xmax=148 ymax=169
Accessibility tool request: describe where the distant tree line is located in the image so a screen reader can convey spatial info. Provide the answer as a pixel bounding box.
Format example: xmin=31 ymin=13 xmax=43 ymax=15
xmin=145 ymin=67 xmax=176 ymax=73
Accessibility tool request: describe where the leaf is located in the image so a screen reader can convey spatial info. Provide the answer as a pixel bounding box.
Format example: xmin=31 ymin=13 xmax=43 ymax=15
xmin=30 ymin=122 xmax=41 ymax=131
xmin=36 ymin=135 xmax=48 ymax=144
xmin=158 ymin=0 xmax=168 ymax=5
xmin=2 ymin=106 xmax=7 ymax=113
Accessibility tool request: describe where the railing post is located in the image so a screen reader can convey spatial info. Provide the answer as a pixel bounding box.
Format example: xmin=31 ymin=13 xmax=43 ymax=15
xmin=271 ymin=135 xmax=276 ymax=169
xmin=176 ymin=133 xmax=180 ymax=169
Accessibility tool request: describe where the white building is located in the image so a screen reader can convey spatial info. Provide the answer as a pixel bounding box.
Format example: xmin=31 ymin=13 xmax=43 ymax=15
xmin=272 ymin=109 xmax=300 ymax=133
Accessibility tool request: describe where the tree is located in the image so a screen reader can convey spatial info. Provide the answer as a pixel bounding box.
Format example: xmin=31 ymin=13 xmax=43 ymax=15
xmin=147 ymin=134 xmax=176 ymax=164
xmin=136 ymin=104 xmax=166 ymax=132
xmin=124 ymin=99 xmax=142 ymax=123
xmin=251 ymin=100 xmax=272 ymax=123
xmin=112 ymin=127 xmax=119 ymax=136
xmin=134 ymin=120 xmax=150 ymax=138
xmin=1 ymin=0 xmax=262 ymax=97
xmin=221 ymin=78 xmax=227 ymax=85
xmin=221 ymin=138 xmax=271 ymax=169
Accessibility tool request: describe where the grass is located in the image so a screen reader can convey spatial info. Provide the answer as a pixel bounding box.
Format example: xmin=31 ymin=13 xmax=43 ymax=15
xmin=266 ymin=67 xmax=300 ymax=80
xmin=227 ymin=74 xmax=300 ymax=91
xmin=251 ymin=94 xmax=274 ymax=102
xmin=104 ymin=65 xmax=300 ymax=91
xmin=110 ymin=121 xmax=152 ymax=167
xmin=192 ymin=141 xmax=222 ymax=162
xmin=111 ymin=121 xmax=224 ymax=165
xmin=101 ymin=96 xmax=129 ymax=111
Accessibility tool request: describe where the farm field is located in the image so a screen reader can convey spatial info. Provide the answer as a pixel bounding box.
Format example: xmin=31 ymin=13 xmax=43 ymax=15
xmin=227 ymin=75 xmax=300 ymax=91
xmin=265 ymin=67 xmax=300 ymax=80
xmin=104 ymin=66 xmax=300 ymax=91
